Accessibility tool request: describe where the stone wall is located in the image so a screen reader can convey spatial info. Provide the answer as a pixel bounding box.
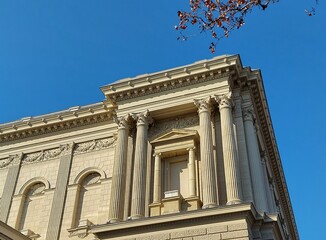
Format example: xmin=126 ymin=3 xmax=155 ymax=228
xmin=103 ymin=221 xmax=251 ymax=240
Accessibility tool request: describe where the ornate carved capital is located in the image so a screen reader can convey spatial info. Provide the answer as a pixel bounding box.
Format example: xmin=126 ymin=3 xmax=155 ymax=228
xmin=243 ymin=108 xmax=255 ymax=122
xmin=114 ymin=114 xmax=132 ymax=130
xmin=194 ymin=98 xmax=212 ymax=114
xmin=133 ymin=110 xmax=153 ymax=127
xmin=214 ymin=92 xmax=233 ymax=110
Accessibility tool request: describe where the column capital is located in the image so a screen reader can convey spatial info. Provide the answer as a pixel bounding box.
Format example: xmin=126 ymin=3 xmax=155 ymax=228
xmin=153 ymin=152 xmax=162 ymax=157
xmin=194 ymin=98 xmax=212 ymax=114
xmin=214 ymin=92 xmax=233 ymax=110
xmin=186 ymin=146 xmax=196 ymax=152
xmin=243 ymin=108 xmax=255 ymax=122
xmin=114 ymin=114 xmax=132 ymax=130
xmin=132 ymin=110 xmax=153 ymax=127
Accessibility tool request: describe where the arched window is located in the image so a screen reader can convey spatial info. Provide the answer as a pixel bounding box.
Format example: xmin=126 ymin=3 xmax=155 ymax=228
xmin=74 ymin=172 xmax=102 ymax=227
xmin=19 ymin=182 xmax=46 ymax=235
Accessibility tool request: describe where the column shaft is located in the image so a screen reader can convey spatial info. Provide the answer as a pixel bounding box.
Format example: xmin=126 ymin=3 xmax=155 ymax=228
xmin=234 ymin=96 xmax=254 ymax=202
xmin=217 ymin=94 xmax=242 ymax=204
xmin=243 ymin=110 xmax=269 ymax=212
xmin=188 ymin=147 xmax=196 ymax=197
xmin=108 ymin=117 xmax=129 ymax=222
xmin=194 ymin=99 xmax=218 ymax=208
xmin=131 ymin=112 xmax=151 ymax=219
xmin=153 ymin=153 xmax=161 ymax=203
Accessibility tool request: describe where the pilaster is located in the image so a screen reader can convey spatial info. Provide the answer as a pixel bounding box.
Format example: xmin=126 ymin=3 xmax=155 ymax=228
xmin=243 ymin=108 xmax=269 ymax=212
xmin=233 ymin=91 xmax=254 ymax=202
xmin=0 ymin=153 xmax=23 ymax=223
xmin=46 ymin=143 xmax=74 ymax=240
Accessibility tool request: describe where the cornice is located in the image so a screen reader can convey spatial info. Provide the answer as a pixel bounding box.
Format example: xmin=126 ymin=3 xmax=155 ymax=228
xmin=238 ymin=68 xmax=299 ymax=240
xmin=91 ymin=203 xmax=257 ymax=234
xmin=0 ymin=102 xmax=114 ymax=143
xmin=101 ymin=55 xmax=241 ymax=104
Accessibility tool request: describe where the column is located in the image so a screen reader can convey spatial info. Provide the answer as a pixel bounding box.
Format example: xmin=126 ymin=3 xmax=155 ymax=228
xmin=130 ymin=110 xmax=152 ymax=219
xmin=233 ymin=93 xmax=254 ymax=202
xmin=46 ymin=143 xmax=74 ymax=240
xmin=0 ymin=154 xmax=22 ymax=223
xmin=194 ymin=98 xmax=218 ymax=208
xmin=108 ymin=115 xmax=130 ymax=223
xmin=215 ymin=93 xmax=242 ymax=204
xmin=261 ymin=153 xmax=275 ymax=213
xmin=243 ymin=108 xmax=269 ymax=212
xmin=187 ymin=147 xmax=196 ymax=197
xmin=153 ymin=152 xmax=162 ymax=203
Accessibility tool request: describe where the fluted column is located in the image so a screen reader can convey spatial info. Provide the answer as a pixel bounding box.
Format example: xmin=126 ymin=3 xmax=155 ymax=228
xmin=131 ymin=110 xmax=152 ymax=219
xmin=187 ymin=147 xmax=196 ymax=197
xmin=233 ymin=93 xmax=254 ymax=202
xmin=215 ymin=93 xmax=242 ymax=204
xmin=153 ymin=152 xmax=162 ymax=203
xmin=194 ymin=98 xmax=218 ymax=208
xmin=108 ymin=115 xmax=130 ymax=223
xmin=243 ymin=109 xmax=268 ymax=212
xmin=261 ymin=152 xmax=275 ymax=213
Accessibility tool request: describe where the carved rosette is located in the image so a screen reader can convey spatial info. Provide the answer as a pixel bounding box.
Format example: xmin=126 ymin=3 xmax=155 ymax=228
xmin=74 ymin=138 xmax=116 ymax=154
xmin=0 ymin=153 xmax=22 ymax=169
xmin=194 ymin=98 xmax=212 ymax=114
xmin=215 ymin=92 xmax=233 ymax=110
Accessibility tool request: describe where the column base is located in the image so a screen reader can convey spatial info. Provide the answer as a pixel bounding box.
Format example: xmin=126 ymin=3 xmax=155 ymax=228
xmin=226 ymin=199 xmax=242 ymax=205
xmin=149 ymin=202 xmax=162 ymax=217
xmin=202 ymin=203 xmax=218 ymax=209
xmin=108 ymin=218 xmax=120 ymax=223
xmin=162 ymin=196 xmax=182 ymax=215
xmin=185 ymin=196 xmax=202 ymax=211
xmin=131 ymin=214 xmax=144 ymax=220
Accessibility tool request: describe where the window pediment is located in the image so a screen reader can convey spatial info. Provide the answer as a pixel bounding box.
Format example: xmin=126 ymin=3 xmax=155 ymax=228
xmin=150 ymin=129 xmax=198 ymax=144
xmin=151 ymin=129 xmax=198 ymax=157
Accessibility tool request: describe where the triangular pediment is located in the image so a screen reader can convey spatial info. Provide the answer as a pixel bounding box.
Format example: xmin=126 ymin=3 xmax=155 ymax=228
xmin=151 ymin=129 xmax=198 ymax=144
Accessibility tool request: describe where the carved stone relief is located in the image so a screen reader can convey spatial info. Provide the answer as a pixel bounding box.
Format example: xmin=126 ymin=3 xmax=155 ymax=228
xmin=73 ymin=137 xmax=116 ymax=155
xmin=22 ymin=144 xmax=73 ymax=165
xmin=0 ymin=153 xmax=22 ymax=169
xmin=149 ymin=114 xmax=199 ymax=138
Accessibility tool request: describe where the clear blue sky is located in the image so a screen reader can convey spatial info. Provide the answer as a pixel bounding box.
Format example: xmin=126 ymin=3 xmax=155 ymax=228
xmin=0 ymin=1 xmax=325 ymax=238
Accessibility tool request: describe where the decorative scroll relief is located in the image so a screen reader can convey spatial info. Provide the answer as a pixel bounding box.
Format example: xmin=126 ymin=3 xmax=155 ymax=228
xmin=73 ymin=137 xmax=116 ymax=155
xmin=22 ymin=144 xmax=72 ymax=165
xmin=149 ymin=115 xmax=199 ymax=138
xmin=0 ymin=154 xmax=22 ymax=169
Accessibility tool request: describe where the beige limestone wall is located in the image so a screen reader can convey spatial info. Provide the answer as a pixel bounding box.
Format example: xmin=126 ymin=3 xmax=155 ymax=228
xmin=68 ymin=148 xmax=115 ymax=185
xmin=101 ymin=220 xmax=251 ymax=240
xmin=0 ymin=168 xmax=9 ymax=198
xmin=14 ymin=159 xmax=60 ymax=195
xmin=59 ymin=147 xmax=114 ymax=239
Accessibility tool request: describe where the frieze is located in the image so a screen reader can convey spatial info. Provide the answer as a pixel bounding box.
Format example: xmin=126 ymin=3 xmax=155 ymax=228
xmin=0 ymin=153 xmax=22 ymax=169
xmin=22 ymin=144 xmax=72 ymax=165
xmin=73 ymin=137 xmax=116 ymax=154
xmin=149 ymin=114 xmax=199 ymax=138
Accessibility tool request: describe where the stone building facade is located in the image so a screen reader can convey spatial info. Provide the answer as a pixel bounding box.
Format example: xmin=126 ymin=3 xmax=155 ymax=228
xmin=0 ymin=55 xmax=298 ymax=240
